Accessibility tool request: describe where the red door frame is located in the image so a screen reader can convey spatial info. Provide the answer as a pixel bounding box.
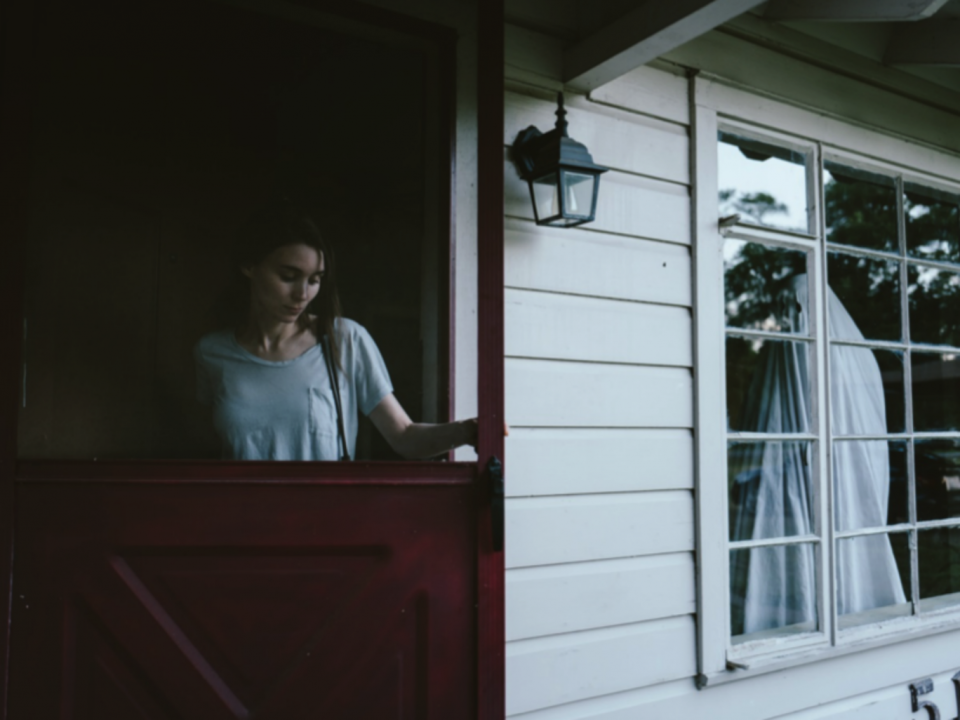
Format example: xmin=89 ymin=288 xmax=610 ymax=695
xmin=0 ymin=0 xmax=506 ymax=716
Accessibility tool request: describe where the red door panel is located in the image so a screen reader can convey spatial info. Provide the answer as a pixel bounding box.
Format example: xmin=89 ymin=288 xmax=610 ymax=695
xmin=10 ymin=474 xmax=475 ymax=719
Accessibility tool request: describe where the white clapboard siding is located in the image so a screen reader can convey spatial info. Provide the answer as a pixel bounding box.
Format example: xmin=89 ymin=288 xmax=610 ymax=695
xmin=506 ymin=553 xmax=695 ymax=641
xmin=506 ymin=616 xmax=697 ymax=716
xmin=506 ymin=359 xmax=693 ymax=428
xmin=770 ymin=686 xmax=911 ymax=720
xmin=504 ymin=625 xmax=960 ymax=720
xmin=506 ymin=491 xmax=693 ymax=568
xmin=505 ymin=428 xmax=693 ymax=496
xmin=505 ymin=218 xmax=691 ymax=306
xmin=505 ymin=289 xmax=692 ymax=367
xmin=505 ymin=157 xmax=691 ymax=245
xmin=505 ymin=92 xmax=689 ymax=184
xmin=588 ymin=64 xmax=691 ymax=127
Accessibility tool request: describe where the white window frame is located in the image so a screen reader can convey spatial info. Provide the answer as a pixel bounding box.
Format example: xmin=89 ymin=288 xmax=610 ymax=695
xmin=693 ymin=75 xmax=960 ymax=687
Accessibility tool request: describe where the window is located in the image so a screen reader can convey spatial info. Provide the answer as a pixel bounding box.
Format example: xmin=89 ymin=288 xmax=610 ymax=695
xmin=712 ymin=123 xmax=960 ymax=667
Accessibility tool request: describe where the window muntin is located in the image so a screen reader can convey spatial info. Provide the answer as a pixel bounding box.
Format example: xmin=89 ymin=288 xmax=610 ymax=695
xmin=718 ymin=126 xmax=960 ymax=659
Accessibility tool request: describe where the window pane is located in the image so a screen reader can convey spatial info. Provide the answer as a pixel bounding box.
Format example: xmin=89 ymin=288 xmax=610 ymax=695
xmin=919 ymin=527 xmax=960 ymax=612
xmin=729 ymin=441 xmax=813 ymax=541
xmin=531 ymin=172 xmax=559 ymax=223
xmin=726 ymin=337 xmax=813 ymax=433
xmin=916 ymin=439 xmax=960 ymax=522
xmin=730 ymin=543 xmax=819 ymax=641
xmin=724 ymin=240 xmax=808 ymax=334
xmin=908 ymin=264 xmax=960 ymax=347
xmin=718 ymin=132 xmax=809 ymax=234
xmin=828 ymin=252 xmax=901 ymax=342
xmin=562 ymin=170 xmax=596 ymax=219
xmin=912 ymin=353 xmax=960 ymax=432
xmin=837 ymin=533 xmax=910 ymax=629
xmin=906 ymin=183 xmax=960 ymax=266
xmin=830 ymin=348 xmax=904 ymax=435
xmin=833 ymin=441 xmax=907 ymax=531
xmin=824 ymin=162 xmax=898 ymax=253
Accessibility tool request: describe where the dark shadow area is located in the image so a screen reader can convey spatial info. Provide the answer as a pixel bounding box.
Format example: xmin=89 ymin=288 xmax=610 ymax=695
xmin=18 ymin=0 xmax=447 ymax=460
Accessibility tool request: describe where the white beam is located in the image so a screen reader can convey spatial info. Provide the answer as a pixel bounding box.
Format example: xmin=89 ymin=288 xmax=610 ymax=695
xmin=765 ymin=0 xmax=950 ymax=22
xmin=563 ymin=0 xmax=766 ymax=92
xmin=885 ymin=19 xmax=960 ymax=65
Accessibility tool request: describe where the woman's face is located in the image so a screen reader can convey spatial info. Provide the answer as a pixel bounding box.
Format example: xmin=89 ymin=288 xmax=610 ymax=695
xmin=242 ymin=243 xmax=325 ymax=324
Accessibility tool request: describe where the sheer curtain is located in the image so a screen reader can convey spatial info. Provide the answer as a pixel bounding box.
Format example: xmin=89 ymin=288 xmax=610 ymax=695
xmin=730 ymin=275 xmax=905 ymax=637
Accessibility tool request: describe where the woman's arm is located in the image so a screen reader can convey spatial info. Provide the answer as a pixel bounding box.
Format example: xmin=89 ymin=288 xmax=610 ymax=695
xmin=368 ymin=393 xmax=477 ymax=459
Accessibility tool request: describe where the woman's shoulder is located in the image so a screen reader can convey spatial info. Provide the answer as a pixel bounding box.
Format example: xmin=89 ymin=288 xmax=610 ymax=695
xmin=333 ymin=318 xmax=382 ymax=359
xmin=335 ymin=317 xmax=367 ymax=339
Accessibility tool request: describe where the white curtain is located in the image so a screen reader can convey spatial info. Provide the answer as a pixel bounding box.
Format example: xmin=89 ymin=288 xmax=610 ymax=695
xmin=730 ymin=275 xmax=905 ymax=637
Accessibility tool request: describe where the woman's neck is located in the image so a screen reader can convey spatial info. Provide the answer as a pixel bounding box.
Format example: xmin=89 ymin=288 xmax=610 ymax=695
xmin=236 ymin=307 xmax=311 ymax=356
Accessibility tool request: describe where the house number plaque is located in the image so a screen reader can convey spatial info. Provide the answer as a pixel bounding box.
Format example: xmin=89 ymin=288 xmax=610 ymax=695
xmin=910 ymin=674 xmax=960 ymax=719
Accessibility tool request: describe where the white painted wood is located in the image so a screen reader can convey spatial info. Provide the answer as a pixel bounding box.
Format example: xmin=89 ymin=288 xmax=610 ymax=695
xmin=504 ymin=217 xmax=692 ymax=307
xmin=504 ymin=627 xmax=960 ymax=718
xmin=506 ymin=553 xmax=696 ymax=640
xmin=885 ymin=19 xmax=960 ymax=66
xmin=506 ymin=491 xmax=694 ymax=568
xmin=505 ymin=289 xmax=692 ymax=366
xmin=505 ymin=91 xmax=690 ymax=183
xmin=690 ymin=81 xmax=730 ymax=681
xmin=562 ymin=0 xmax=766 ymax=92
xmin=723 ymin=13 xmax=960 ymax=116
xmin=765 ymin=0 xmax=950 ymax=21
xmin=588 ymin=63 xmax=692 ymax=126
xmin=452 ymin=28 xmax=478 ymax=462
xmin=505 ymin=359 xmax=694 ymax=428
xmin=505 ymin=155 xmax=692 ymax=244
xmin=505 ymin=427 xmax=694 ymax=496
xmin=666 ymin=30 xmax=960 ymax=159
xmin=770 ymin=684 xmax=910 ymax=720
xmin=506 ymin=616 xmax=697 ymax=715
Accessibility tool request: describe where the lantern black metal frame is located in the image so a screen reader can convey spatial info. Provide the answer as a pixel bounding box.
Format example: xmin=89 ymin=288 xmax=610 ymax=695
xmin=511 ymin=93 xmax=608 ymax=227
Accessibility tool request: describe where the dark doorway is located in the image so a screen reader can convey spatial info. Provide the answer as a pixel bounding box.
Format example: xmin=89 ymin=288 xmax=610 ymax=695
xmin=17 ymin=0 xmax=449 ymax=461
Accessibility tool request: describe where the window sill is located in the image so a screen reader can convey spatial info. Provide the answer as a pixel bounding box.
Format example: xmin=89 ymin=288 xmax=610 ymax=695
xmin=699 ymin=608 xmax=960 ymax=689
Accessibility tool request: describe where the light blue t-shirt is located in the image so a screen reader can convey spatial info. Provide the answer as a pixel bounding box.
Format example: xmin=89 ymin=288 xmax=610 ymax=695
xmin=194 ymin=318 xmax=393 ymax=460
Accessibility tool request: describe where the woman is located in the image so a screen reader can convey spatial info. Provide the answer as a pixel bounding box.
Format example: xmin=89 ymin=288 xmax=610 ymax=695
xmin=195 ymin=197 xmax=477 ymax=460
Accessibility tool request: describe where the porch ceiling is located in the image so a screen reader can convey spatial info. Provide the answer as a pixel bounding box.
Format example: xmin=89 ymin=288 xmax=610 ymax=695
xmin=559 ymin=0 xmax=960 ymax=92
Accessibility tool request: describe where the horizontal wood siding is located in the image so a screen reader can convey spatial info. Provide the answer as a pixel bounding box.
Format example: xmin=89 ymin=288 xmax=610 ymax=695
xmin=505 ymin=289 xmax=692 ymax=366
xmin=503 ymin=34 xmax=696 ymax=718
xmin=506 ymin=360 xmax=693 ymax=428
xmin=506 ymin=553 xmax=696 ymax=641
xmin=506 ymin=616 xmax=697 ymax=715
xmin=506 ymin=491 xmax=694 ymax=569
xmin=587 ymin=64 xmax=691 ymax=126
xmin=505 ymin=428 xmax=693 ymax=496
xmin=504 ymin=218 xmax=691 ymax=306
xmin=501 ymin=627 xmax=960 ymax=720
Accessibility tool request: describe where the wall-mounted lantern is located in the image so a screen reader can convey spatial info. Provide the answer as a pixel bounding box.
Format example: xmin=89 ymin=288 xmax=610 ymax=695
xmin=512 ymin=93 xmax=608 ymax=228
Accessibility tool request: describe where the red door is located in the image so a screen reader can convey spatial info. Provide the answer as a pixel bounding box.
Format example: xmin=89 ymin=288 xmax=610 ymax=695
xmin=0 ymin=0 xmax=506 ymax=717
xmin=10 ymin=467 xmax=477 ymax=718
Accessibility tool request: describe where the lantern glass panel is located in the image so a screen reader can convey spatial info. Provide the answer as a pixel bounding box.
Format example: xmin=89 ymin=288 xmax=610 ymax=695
xmin=563 ymin=170 xmax=597 ymax=220
xmin=531 ymin=172 xmax=560 ymax=223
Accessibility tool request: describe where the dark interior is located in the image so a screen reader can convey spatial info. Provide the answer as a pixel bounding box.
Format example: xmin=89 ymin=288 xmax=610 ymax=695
xmin=17 ymin=0 xmax=447 ymax=460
